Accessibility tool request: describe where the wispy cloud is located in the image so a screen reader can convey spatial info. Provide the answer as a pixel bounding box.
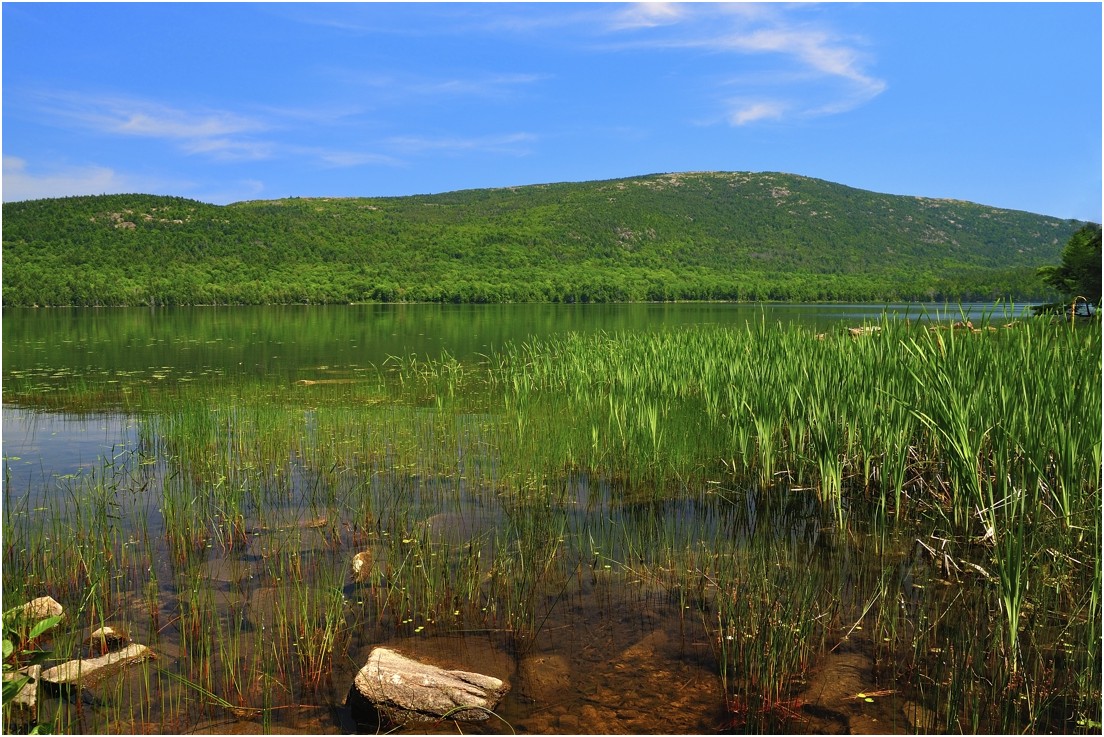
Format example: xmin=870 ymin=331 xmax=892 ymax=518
xmin=107 ymin=108 xmax=260 ymax=140
xmin=191 ymin=179 xmax=268 ymax=205
xmin=282 ymin=3 xmax=597 ymax=38
xmin=717 ymin=25 xmax=886 ymax=111
xmin=600 ymin=3 xmax=887 ymax=125
xmin=310 ymin=149 xmax=404 ymax=168
xmin=23 ymin=91 xmax=402 ymax=169
xmin=180 ymin=138 xmax=276 ymax=162
xmin=386 ymin=132 xmax=538 ymax=156
xmin=3 ymin=155 xmax=271 ymax=205
xmin=329 ymin=68 xmax=549 ymax=105
xmin=609 ymin=2 xmax=686 ymax=31
xmin=3 ymin=156 xmax=134 ymax=201
xmin=727 ymin=100 xmax=787 ymax=126
xmin=415 ymin=73 xmax=550 ymax=98
xmin=28 ymin=91 xmax=275 ymax=160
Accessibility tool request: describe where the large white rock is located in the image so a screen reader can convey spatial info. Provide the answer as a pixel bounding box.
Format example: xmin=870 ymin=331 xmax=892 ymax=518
xmin=351 ymin=647 xmax=509 ymax=724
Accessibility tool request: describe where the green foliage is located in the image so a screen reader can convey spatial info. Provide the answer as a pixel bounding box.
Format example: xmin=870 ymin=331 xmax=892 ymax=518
xmin=1 ymin=174 xmax=1090 ymax=306
xmin=1037 ymin=223 xmax=1102 ymax=304
xmin=2 ymin=605 xmax=62 ymax=734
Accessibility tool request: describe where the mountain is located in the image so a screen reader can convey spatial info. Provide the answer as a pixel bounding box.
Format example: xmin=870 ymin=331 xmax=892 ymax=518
xmin=1 ymin=171 xmax=1087 ymax=306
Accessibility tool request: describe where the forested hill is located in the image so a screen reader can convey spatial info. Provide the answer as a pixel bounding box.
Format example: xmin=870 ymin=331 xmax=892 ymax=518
xmin=1 ymin=171 xmax=1088 ymax=306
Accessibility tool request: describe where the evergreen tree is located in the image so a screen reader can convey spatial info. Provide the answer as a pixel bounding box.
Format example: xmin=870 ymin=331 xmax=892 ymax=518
xmin=1038 ymin=223 xmax=1102 ymax=304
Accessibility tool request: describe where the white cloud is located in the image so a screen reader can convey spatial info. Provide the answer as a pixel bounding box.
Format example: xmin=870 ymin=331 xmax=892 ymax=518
xmin=1 ymin=156 xmax=267 ymax=205
xmin=600 ymin=4 xmax=887 ymax=124
xmin=108 ymin=108 xmax=261 ymax=140
xmin=416 ymin=73 xmax=549 ymax=98
xmin=728 ymin=101 xmax=787 ymax=126
xmin=312 ymin=149 xmax=404 ymax=168
xmin=610 ymin=3 xmax=685 ymax=31
xmin=181 ymin=138 xmax=275 ymax=162
xmin=329 ymin=68 xmax=549 ymax=105
xmin=29 ymin=91 xmax=275 ymax=161
xmin=36 ymin=92 xmax=264 ymax=138
xmin=718 ymin=26 xmax=886 ymax=111
xmin=2 ymin=156 xmax=132 ymax=201
xmin=386 ymin=132 xmax=537 ymax=156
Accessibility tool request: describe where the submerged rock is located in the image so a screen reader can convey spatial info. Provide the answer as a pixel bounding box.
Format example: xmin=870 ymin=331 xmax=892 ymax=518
xmin=516 ymin=653 xmax=571 ymax=702
xmin=903 ymin=700 xmax=938 ymax=733
xmin=620 ymin=629 xmax=668 ymax=661
xmin=15 ymin=595 xmax=64 ymax=620
xmin=41 ymin=643 xmax=154 ymax=689
xmin=796 ymin=650 xmax=916 ymax=734
xmin=349 ymin=647 xmax=510 ymax=725
xmin=84 ymin=626 xmax=130 ymax=657
xmin=350 ymin=550 xmax=373 ymax=583
xmin=2 ymin=664 xmax=42 ymax=716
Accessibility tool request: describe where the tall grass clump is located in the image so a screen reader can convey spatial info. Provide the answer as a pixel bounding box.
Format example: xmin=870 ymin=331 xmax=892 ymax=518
xmin=466 ymin=316 xmax=1098 ymax=731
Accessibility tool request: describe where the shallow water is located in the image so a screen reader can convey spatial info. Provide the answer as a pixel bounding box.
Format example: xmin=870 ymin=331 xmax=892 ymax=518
xmin=1 ymin=303 xmax=1090 ymax=735
xmin=3 ymin=450 xmax=924 ymax=734
xmin=2 ymin=408 xmax=140 ymax=483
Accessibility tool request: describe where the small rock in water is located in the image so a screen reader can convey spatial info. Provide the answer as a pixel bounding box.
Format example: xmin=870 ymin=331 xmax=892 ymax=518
xmin=41 ymin=643 xmax=154 ymax=690
xmin=84 ymin=626 xmax=130 ymax=657
xmin=349 ymin=647 xmax=509 ymax=725
xmin=16 ymin=595 xmax=64 ymax=620
xmin=517 ymin=653 xmax=571 ymax=701
xmin=2 ymin=664 xmax=42 ymax=716
xmin=350 ymin=551 xmax=373 ymax=583
xmin=903 ymin=700 xmax=938 ymax=733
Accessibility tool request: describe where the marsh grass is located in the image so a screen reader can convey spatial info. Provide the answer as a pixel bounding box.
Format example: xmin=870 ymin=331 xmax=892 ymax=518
xmin=3 ymin=315 xmax=1099 ymax=733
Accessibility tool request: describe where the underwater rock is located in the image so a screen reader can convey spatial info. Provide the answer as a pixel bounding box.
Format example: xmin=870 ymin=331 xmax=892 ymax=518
xmin=797 ymin=650 xmax=915 ymax=733
xmin=903 ymin=700 xmax=938 ymax=733
xmin=349 ymin=647 xmax=510 ymax=725
xmin=517 ymin=653 xmax=571 ymax=701
xmin=351 ymin=550 xmax=373 ymax=583
xmin=620 ymin=629 xmax=668 ymax=661
xmin=2 ymin=664 xmax=42 ymax=716
xmin=41 ymin=643 xmax=154 ymax=689
xmin=84 ymin=626 xmax=130 ymax=657
xmin=17 ymin=595 xmax=64 ymax=620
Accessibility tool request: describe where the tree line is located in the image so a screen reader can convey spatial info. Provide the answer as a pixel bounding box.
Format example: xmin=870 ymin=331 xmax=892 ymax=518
xmin=2 ymin=173 xmax=1089 ymax=306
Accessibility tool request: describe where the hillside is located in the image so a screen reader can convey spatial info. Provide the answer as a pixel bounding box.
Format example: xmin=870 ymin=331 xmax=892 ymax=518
xmin=1 ymin=171 xmax=1087 ymax=306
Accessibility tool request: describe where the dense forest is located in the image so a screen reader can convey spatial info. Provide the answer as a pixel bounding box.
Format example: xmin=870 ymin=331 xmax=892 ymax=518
xmin=1 ymin=171 xmax=1089 ymax=306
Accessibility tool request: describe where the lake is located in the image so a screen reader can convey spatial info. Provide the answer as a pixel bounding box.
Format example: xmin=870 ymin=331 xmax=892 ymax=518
xmin=2 ymin=301 xmax=1096 ymax=736
xmin=3 ymin=300 xmax=1018 ymax=386
xmin=3 ymin=302 xmax=1015 ymax=479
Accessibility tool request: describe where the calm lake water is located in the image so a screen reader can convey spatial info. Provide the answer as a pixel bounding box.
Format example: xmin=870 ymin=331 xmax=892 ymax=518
xmin=3 ymin=301 xmax=1020 ymax=382
xmin=3 ymin=301 xmax=1069 ymax=736
xmin=2 ymin=302 xmax=1017 ymax=478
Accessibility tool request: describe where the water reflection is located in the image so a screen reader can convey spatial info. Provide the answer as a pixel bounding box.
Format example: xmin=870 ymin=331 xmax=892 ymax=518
xmin=2 ymin=407 xmax=140 ymax=483
xmin=3 ymin=302 xmax=1025 ymax=390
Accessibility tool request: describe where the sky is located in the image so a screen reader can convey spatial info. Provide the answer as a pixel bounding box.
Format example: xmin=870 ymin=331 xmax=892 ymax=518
xmin=2 ymin=2 xmax=1101 ymax=222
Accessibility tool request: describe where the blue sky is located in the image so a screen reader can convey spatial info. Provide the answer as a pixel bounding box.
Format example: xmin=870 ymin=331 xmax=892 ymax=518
xmin=3 ymin=2 xmax=1100 ymax=221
